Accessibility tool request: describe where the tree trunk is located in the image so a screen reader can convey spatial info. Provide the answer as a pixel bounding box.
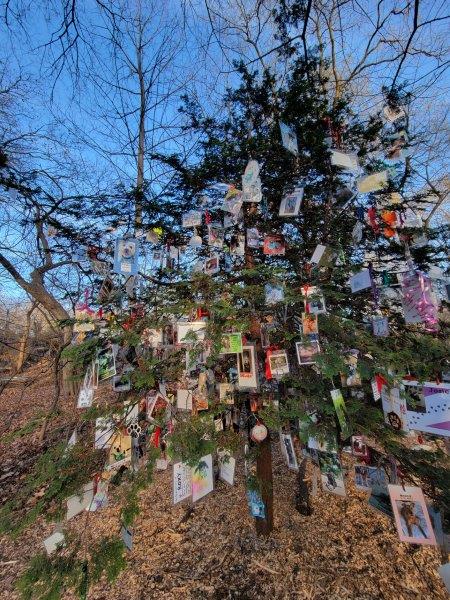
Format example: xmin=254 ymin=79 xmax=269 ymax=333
xmin=255 ymin=434 xmax=274 ymax=535
xmin=295 ymin=458 xmax=312 ymax=516
xmin=15 ymin=302 xmax=36 ymax=373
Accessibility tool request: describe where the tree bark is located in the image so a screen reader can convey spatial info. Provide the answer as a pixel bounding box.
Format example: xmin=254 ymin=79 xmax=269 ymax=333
xmin=15 ymin=302 xmax=37 ymax=373
xmin=255 ymin=433 xmax=274 ymax=535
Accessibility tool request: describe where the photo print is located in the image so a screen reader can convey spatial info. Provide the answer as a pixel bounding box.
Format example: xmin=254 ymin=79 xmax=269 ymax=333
xmin=265 ymin=283 xmax=284 ymax=305
xmin=279 ymin=121 xmax=298 ymax=155
xmin=220 ymin=333 xmax=243 ymax=354
xmin=263 ymin=234 xmax=285 ymax=256
xmin=237 ymin=344 xmax=258 ymax=389
xmin=317 ymin=450 xmax=346 ymax=496
xmin=279 ymin=187 xmax=303 ymax=216
xmin=388 ymin=485 xmax=436 ymax=545
xmin=354 ymin=464 xmax=387 ymax=491
xmin=381 ymin=385 xmax=409 ymax=432
xmin=182 ymin=210 xmax=202 ymax=228
xmin=204 ymin=253 xmax=220 ymax=275
xmin=268 ymin=349 xmax=289 ymax=377
xmin=296 ymin=339 xmax=320 ymax=365
xmin=113 ymin=238 xmax=139 ymax=276
xmin=302 ymin=312 xmax=318 ymax=335
xmin=246 ymin=227 xmax=260 ymax=248
xmin=280 ymin=432 xmax=298 ymax=470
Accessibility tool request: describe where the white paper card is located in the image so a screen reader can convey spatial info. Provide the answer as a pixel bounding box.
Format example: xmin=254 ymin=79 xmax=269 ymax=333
xmin=43 ymin=531 xmax=65 ymax=555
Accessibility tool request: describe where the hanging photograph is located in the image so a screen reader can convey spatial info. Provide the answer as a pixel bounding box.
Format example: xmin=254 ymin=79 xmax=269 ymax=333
xmin=263 ymin=234 xmax=285 ymax=255
xmin=372 ymin=315 xmax=389 ymax=337
xmin=97 ymin=345 xmax=116 ymax=380
xmin=279 ymin=187 xmax=303 ymax=216
xmin=219 ymin=382 xmax=234 ymax=404
xmin=204 ymin=253 xmax=220 ymax=275
xmin=330 ymin=150 xmax=359 ymax=172
xmin=218 ymin=450 xmax=236 ymax=485
xmin=242 ymin=159 xmax=260 ymax=187
xmin=296 ymin=339 xmax=320 ymax=365
xmin=246 ymin=227 xmax=260 ymax=248
xmin=279 ymin=122 xmax=298 ymax=155
xmin=237 ymin=344 xmax=258 ymax=389
xmin=192 ymin=454 xmax=214 ymax=502
xmin=177 ymin=321 xmax=207 ymax=343
xmin=388 ymin=485 xmax=436 ymax=545
xmin=220 ymin=333 xmax=243 ymax=354
xmin=265 ymin=283 xmax=284 ymax=305
xmin=350 ymin=269 xmax=372 ymax=293
xmin=381 ymin=385 xmax=409 ymax=432
xmin=302 ymin=312 xmax=318 ymax=335
xmin=182 ymin=210 xmax=202 ymax=227
xmin=268 ymin=349 xmax=289 ymax=377
xmin=302 ymin=286 xmax=326 ymax=314
xmin=173 ymin=462 xmax=192 ymax=504
xmin=113 ymin=238 xmax=139 ymax=276
xmin=208 ymin=223 xmax=224 ymax=247
xmin=354 ymin=465 xmax=387 ymax=491
xmin=317 ymin=450 xmax=346 ymax=496
xmin=280 ymin=432 xmax=298 ymax=470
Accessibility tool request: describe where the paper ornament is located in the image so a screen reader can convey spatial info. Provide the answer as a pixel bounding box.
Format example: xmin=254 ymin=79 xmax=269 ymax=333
xmin=113 ymin=238 xmax=139 ymax=276
xmin=331 ymin=150 xmax=359 ymax=172
xmin=279 ymin=187 xmax=303 ymax=216
xmin=357 ymin=171 xmax=388 ymax=193
xmin=388 ymin=485 xmax=436 ymax=545
xmin=280 ymin=122 xmax=298 ymax=155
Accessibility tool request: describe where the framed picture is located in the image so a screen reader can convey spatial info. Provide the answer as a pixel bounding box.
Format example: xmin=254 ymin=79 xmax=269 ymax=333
xmin=279 ymin=187 xmax=303 ymax=216
xmin=296 ymin=339 xmax=320 ymax=365
xmin=302 ymin=312 xmax=318 ymax=335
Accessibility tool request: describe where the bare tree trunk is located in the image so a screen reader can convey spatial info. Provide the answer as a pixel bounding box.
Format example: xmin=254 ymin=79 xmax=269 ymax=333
xmin=135 ymin=5 xmax=146 ymax=234
xmin=15 ymin=302 xmax=37 ymax=373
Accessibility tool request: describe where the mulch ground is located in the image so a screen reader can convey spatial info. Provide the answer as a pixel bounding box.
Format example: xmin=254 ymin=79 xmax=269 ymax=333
xmin=0 ymin=361 xmax=447 ymax=599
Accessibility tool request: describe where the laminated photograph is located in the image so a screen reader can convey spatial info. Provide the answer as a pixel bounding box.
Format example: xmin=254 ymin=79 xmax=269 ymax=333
xmin=331 ymin=389 xmax=352 ymax=439
xmin=247 ymin=488 xmax=266 ymax=519
xmin=351 ymin=435 xmax=369 ymax=460
xmin=77 ymin=364 xmax=95 ymax=408
xmin=310 ymin=244 xmax=334 ymax=266
xmin=381 ymin=385 xmax=409 ymax=432
xmin=121 ymin=525 xmax=133 ymax=551
xmin=66 ymin=482 xmax=95 ymax=520
xmin=302 ymin=312 xmax=318 ymax=335
xmin=317 ymin=450 xmax=346 ymax=496
xmin=242 ymin=159 xmax=260 ymax=187
xmin=237 ymin=344 xmax=258 ymax=389
xmin=218 ymin=450 xmax=236 ymax=485
xmin=113 ymin=238 xmax=139 ymax=276
xmin=331 ymin=150 xmax=359 ymax=172
xmin=176 ymin=389 xmax=193 ymax=410
xmin=265 ymin=283 xmax=284 ymax=305
xmin=296 ymin=339 xmax=320 ymax=365
xmin=406 ymin=381 xmax=450 ymax=437
xmin=268 ymin=349 xmax=289 ymax=377
xmin=230 ymin=233 xmax=246 ymax=256
xmin=280 ymin=432 xmax=298 ymax=470
xmin=94 ymin=417 xmax=114 ymax=449
xmin=43 ymin=531 xmax=65 ymax=555
xmin=97 ymin=345 xmax=116 ymax=380
xmin=219 ymin=382 xmax=235 ymax=404
xmin=141 ymin=328 xmax=163 ymax=349
xmin=147 ymin=392 xmax=169 ymax=421
xmin=372 ymin=315 xmax=389 ymax=337
xmin=263 ymin=234 xmax=285 ymax=255
xmin=222 ymin=190 xmax=243 ymax=215
xmin=246 ymin=227 xmax=260 ymax=248
xmin=388 ymin=485 xmax=436 ymax=545
xmin=280 ymin=122 xmax=298 ymax=155
xmin=302 ymin=285 xmax=326 ymax=314
xmin=208 ymin=223 xmax=224 ymax=247
xmin=204 ymin=253 xmax=220 ymax=275
xmin=173 ymin=461 xmax=192 ymax=504
xmin=192 ymin=454 xmax=214 ymax=502
xmin=356 ymin=171 xmax=388 ymax=193
xmin=182 ymin=210 xmax=202 ymax=227
xmin=242 ymin=179 xmax=262 ymax=203
xmin=279 ymin=187 xmax=303 ymax=216
xmin=354 ymin=465 xmax=387 ymax=491
xmin=107 ymin=430 xmax=132 ymax=470
xmin=220 ymin=333 xmax=243 ymax=354
xmin=112 ymin=367 xmax=133 ymax=392
xmin=177 ymin=321 xmax=207 ymax=344
xmin=350 ymin=268 xmax=372 ymax=293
